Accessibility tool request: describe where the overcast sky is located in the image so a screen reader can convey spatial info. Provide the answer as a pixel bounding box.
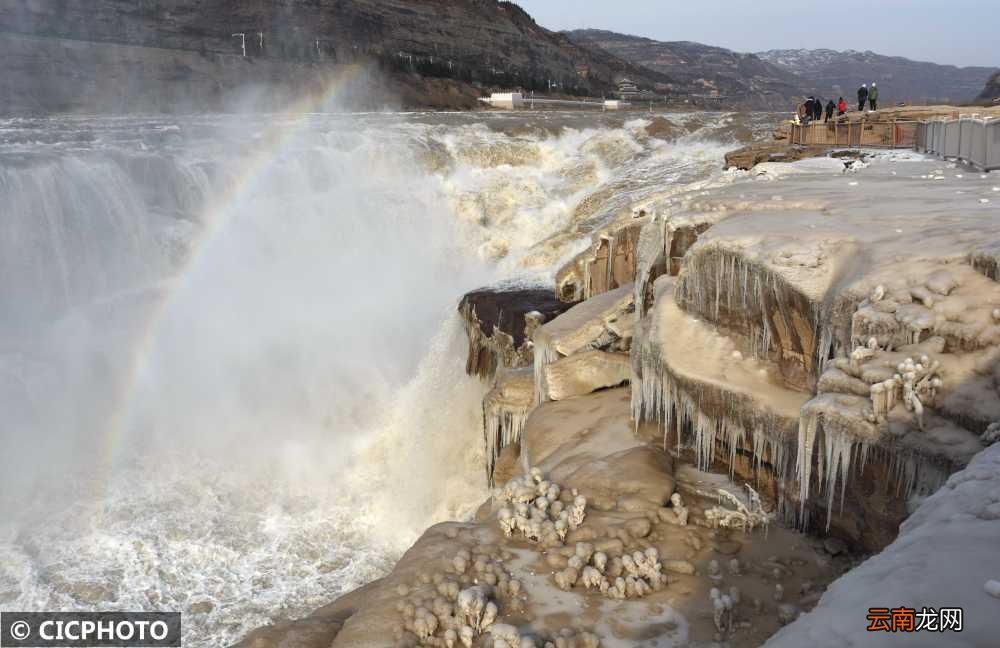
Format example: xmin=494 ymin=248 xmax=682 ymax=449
xmin=516 ymin=0 xmax=998 ymax=68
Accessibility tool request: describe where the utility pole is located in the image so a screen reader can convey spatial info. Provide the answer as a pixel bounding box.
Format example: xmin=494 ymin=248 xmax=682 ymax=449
xmin=258 ymin=32 xmax=264 ymax=49
xmin=232 ymin=33 xmax=246 ymax=57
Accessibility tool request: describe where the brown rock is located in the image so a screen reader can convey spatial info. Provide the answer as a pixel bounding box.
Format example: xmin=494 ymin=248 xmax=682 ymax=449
xmin=723 ymin=143 xmax=829 ymax=171
xmin=624 ymin=518 xmax=652 ymax=539
xmin=661 ymin=559 xmax=697 ymax=575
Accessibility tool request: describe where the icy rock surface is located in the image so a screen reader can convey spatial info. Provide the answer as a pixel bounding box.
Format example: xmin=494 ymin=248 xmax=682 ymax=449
xmin=533 ymin=284 xmax=634 ymax=402
xmin=631 ymin=276 xmax=807 ymax=523
xmin=766 ymin=443 xmax=1000 ymax=647
xmin=629 ymin=154 xmax=999 ymax=546
xmin=556 ymin=219 xmax=645 ymax=303
xmin=543 ymin=350 xmax=630 ymax=401
xmin=460 ymin=286 xmax=571 ymax=380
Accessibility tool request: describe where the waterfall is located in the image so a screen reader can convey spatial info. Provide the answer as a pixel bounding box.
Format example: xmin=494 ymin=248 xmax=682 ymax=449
xmin=0 ymin=111 xmax=752 ymax=646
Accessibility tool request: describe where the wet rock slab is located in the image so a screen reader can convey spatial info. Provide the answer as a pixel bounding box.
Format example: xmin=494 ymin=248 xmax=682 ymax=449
xmin=459 ymin=284 xmax=573 ymax=380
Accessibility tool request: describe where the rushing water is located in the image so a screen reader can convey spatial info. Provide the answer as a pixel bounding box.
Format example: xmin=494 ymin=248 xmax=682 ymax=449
xmin=0 ymin=110 xmax=770 ymax=646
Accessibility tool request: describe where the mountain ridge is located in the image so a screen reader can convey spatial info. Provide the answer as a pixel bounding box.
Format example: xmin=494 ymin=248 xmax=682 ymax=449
xmin=0 ymin=0 xmax=673 ymax=114
xmin=757 ymin=47 xmax=995 ymax=103
xmin=565 ymin=28 xmax=808 ymax=110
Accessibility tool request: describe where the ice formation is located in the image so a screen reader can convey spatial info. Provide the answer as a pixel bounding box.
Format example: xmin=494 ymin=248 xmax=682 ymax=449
xmin=626 ymin=153 xmax=997 ymax=548
xmin=676 ymin=242 xmax=831 ymax=384
xmin=700 ymin=484 xmax=773 ymax=534
xmin=767 ymin=443 xmax=1000 ymax=646
xmin=556 ymin=220 xmax=644 ymax=302
xmin=483 ymin=368 xmax=535 ymax=485
xmin=564 ymin=545 xmax=666 ymax=600
xmin=631 ymin=277 xmax=805 ymax=525
xmin=532 ymin=284 xmax=634 ymax=402
xmin=493 ymin=471 xmax=584 ymax=547
xmin=389 ymin=541 xmax=540 ymax=648
xmin=709 ymin=588 xmax=735 ymax=634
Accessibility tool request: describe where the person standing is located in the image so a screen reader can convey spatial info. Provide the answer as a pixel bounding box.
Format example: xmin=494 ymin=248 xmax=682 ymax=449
xmin=813 ymin=98 xmax=823 ymax=122
xmin=825 ymin=99 xmax=836 ymax=122
xmin=858 ymin=83 xmax=869 ymax=112
xmin=869 ymin=82 xmax=879 ymax=111
xmin=837 ymin=96 xmax=847 ymax=116
xmin=802 ymin=96 xmax=814 ymax=123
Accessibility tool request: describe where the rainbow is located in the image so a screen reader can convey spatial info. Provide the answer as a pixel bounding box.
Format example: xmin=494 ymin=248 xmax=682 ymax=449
xmin=92 ymin=65 xmax=368 ymax=498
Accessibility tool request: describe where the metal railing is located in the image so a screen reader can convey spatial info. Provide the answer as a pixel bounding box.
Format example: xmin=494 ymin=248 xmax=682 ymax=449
xmin=914 ymin=118 xmax=999 ymax=171
xmin=789 ymin=120 xmax=919 ymax=149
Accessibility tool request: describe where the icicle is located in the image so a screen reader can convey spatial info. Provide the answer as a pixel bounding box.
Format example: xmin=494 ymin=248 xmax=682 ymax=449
xmin=796 ymin=410 xmax=820 ymax=519
xmin=726 ymin=420 xmax=746 ymax=478
xmin=606 ymin=233 xmax=618 ymax=294
xmin=816 ymin=324 xmax=835 ymax=376
xmin=532 ymin=333 xmax=560 ymax=403
xmin=822 ymin=431 xmax=854 ymax=531
xmin=483 ymin=401 xmax=531 ymax=486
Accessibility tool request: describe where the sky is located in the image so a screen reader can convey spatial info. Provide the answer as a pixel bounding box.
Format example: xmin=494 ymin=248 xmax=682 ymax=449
xmin=515 ymin=0 xmax=999 ymax=68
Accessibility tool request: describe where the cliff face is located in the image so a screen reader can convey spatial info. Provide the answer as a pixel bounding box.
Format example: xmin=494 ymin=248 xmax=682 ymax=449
xmin=758 ymin=48 xmax=996 ymax=104
xmin=0 ymin=0 xmax=668 ymax=115
xmin=977 ymin=69 xmax=1000 ymax=104
xmin=566 ymin=29 xmax=810 ymax=110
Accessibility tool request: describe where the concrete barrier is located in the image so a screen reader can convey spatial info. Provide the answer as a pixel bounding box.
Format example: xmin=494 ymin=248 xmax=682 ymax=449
xmin=988 ymin=121 xmax=1000 ymax=171
xmin=960 ymin=119 xmax=975 ymax=161
xmin=944 ymin=121 xmax=961 ymax=158
xmin=913 ymin=117 xmax=998 ymax=171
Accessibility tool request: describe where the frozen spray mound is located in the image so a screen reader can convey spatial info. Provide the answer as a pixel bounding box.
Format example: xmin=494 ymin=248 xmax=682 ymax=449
xmin=0 ymin=111 xmax=752 ymax=646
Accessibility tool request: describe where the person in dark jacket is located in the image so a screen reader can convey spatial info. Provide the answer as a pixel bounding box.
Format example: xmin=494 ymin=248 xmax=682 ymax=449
xmin=858 ymin=84 xmax=869 ymax=112
xmin=801 ymin=97 xmax=814 ymax=123
xmin=837 ymin=97 xmax=847 ymax=115
xmin=813 ymin=98 xmax=823 ymax=121
xmin=825 ymin=99 xmax=836 ymax=122
xmin=869 ymin=82 xmax=879 ymax=111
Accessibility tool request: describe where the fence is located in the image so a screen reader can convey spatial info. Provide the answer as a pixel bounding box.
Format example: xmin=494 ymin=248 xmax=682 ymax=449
xmin=914 ymin=118 xmax=999 ymax=171
xmin=789 ymin=120 xmax=918 ymax=148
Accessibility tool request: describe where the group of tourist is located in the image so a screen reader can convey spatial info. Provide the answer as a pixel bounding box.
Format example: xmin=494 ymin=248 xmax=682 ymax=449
xmin=800 ymin=95 xmax=845 ymax=124
xmin=798 ymin=81 xmax=880 ymax=124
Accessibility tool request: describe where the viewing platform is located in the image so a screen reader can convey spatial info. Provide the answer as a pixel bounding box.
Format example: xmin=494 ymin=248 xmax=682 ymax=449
xmin=786 ymin=105 xmax=1000 ymax=170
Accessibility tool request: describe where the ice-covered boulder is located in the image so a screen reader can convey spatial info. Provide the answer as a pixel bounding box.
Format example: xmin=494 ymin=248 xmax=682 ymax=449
xmin=631 ymin=277 xmax=807 ymax=508
xmin=533 ymin=284 xmax=634 ymax=402
xmin=674 ymin=214 xmax=854 ymax=390
xmin=543 ymin=349 xmax=630 ymax=401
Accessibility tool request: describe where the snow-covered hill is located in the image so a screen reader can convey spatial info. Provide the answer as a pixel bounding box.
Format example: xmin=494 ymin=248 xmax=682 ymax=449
xmin=758 ymin=48 xmax=994 ymax=103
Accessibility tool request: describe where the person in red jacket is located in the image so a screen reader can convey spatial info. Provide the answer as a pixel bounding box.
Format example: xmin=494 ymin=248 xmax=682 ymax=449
xmin=837 ymin=97 xmax=847 ymax=115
